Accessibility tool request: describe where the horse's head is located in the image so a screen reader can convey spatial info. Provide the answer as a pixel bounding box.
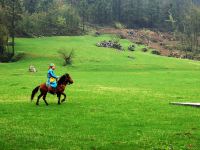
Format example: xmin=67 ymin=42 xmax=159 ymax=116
xmin=65 ymin=73 xmax=74 ymax=85
xmin=58 ymin=73 xmax=74 ymax=85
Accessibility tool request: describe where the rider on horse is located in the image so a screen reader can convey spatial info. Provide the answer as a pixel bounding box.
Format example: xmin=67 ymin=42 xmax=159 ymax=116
xmin=47 ymin=63 xmax=59 ymax=93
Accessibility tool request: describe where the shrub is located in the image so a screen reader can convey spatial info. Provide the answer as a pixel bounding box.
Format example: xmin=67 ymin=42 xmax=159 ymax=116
xmin=135 ymin=41 xmax=144 ymax=45
xmin=58 ymin=49 xmax=75 ymax=66
xmin=0 ymin=52 xmax=13 ymax=62
xmin=94 ymin=32 xmax=101 ymax=37
xmin=111 ymin=35 xmax=120 ymax=43
xmin=12 ymin=53 xmax=26 ymax=62
xmin=151 ymin=50 xmax=161 ymax=55
xmin=96 ymin=40 xmax=123 ymax=51
xmin=114 ymin=22 xmax=126 ymax=29
xmin=142 ymin=48 xmax=148 ymax=52
xmin=128 ymin=45 xmax=135 ymax=51
xmin=0 ymin=52 xmax=25 ymax=63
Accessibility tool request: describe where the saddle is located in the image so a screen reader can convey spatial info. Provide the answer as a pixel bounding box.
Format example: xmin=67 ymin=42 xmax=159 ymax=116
xmin=46 ymin=83 xmax=57 ymax=94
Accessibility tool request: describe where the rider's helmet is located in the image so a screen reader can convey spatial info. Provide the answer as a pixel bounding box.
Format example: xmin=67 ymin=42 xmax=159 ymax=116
xmin=49 ymin=63 xmax=55 ymax=67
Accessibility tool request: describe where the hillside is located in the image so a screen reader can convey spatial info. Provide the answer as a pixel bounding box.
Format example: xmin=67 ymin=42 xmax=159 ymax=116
xmin=0 ymin=35 xmax=200 ymax=149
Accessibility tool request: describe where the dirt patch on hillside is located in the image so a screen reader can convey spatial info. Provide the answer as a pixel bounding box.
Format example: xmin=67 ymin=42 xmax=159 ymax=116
xmin=98 ymin=28 xmax=184 ymax=58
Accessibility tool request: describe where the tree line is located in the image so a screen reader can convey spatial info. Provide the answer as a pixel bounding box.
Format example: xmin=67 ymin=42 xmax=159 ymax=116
xmin=0 ymin=0 xmax=200 ymax=61
xmin=1 ymin=0 xmax=199 ymax=36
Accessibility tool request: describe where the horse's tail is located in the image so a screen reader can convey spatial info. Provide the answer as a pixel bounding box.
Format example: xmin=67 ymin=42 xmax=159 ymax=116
xmin=31 ymin=86 xmax=40 ymax=101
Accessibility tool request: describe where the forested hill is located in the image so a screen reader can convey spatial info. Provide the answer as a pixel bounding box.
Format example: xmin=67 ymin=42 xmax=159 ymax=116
xmin=0 ymin=0 xmax=199 ymax=36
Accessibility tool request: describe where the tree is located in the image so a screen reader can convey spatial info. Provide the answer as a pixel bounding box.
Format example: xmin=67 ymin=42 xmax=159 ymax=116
xmin=23 ymin=0 xmax=38 ymax=14
xmin=0 ymin=25 xmax=8 ymax=55
xmin=183 ymin=5 xmax=200 ymax=54
xmin=165 ymin=5 xmax=177 ymax=36
xmin=3 ymin=0 xmax=22 ymax=56
xmin=112 ymin=0 xmax=121 ymax=21
xmin=78 ymin=0 xmax=88 ymax=31
xmin=90 ymin=0 xmax=112 ymax=25
xmin=1 ymin=0 xmax=200 ymax=38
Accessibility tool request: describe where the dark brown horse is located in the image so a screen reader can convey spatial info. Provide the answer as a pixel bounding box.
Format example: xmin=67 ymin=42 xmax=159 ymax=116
xmin=31 ymin=73 xmax=73 ymax=105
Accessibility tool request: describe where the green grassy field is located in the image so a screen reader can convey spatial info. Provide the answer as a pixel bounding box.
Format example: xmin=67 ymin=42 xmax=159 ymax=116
xmin=0 ymin=35 xmax=200 ymax=150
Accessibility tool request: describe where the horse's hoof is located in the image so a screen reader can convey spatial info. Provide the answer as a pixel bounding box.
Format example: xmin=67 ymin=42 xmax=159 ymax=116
xmin=61 ymin=99 xmax=66 ymax=103
xmin=58 ymin=103 xmax=61 ymax=105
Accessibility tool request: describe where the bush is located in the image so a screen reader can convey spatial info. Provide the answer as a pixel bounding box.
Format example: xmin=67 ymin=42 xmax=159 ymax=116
xmin=142 ymin=48 xmax=148 ymax=52
xmin=0 ymin=52 xmax=13 ymax=62
xmin=12 ymin=53 xmax=26 ymax=62
xmin=114 ymin=22 xmax=126 ymax=29
xmin=96 ymin=40 xmax=123 ymax=51
xmin=128 ymin=45 xmax=135 ymax=51
xmin=94 ymin=32 xmax=101 ymax=37
xmin=111 ymin=35 xmax=120 ymax=43
xmin=135 ymin=41 xmax=144 ymax=45
xmin=58 ymin=49 xmax=75 ymax=66
xmin=0 ymin=52 xmax=25 ymax=63
xmin=151 ymin=50 xmax=161 ymax=55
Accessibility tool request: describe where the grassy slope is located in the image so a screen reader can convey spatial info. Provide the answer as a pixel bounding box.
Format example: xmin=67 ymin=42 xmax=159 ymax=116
xmin=0 ymin=35 xmax=200 ymax=150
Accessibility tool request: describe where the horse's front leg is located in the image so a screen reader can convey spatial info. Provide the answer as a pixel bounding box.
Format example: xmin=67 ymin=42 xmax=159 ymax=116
xmin=57 ymin=93 xmax=61 ymax=105
xmin=61 ymin=93 xmax=67 ymax=103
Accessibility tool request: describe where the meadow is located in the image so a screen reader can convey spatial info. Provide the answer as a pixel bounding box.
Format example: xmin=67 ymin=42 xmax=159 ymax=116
xmin=0 ymin=35 xmax=200 ymax=150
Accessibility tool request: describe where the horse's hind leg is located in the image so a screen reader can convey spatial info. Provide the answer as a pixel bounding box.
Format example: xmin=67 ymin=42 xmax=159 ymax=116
xmin=36 ymin=93 xmax=43 ymax=105
xmin=61 ymin=93 xmax=67 ymax=103
xmin=42 ymin=93 xmax=48 ymax=106
xmin=57 ymin=93 xmax=61 ymax=105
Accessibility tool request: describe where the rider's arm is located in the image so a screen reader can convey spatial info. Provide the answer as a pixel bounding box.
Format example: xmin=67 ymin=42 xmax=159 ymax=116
xmin=49 ymin=70 xmax=58 ymax=79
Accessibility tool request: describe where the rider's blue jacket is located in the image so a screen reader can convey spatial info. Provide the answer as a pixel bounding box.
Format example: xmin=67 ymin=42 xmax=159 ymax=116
xmin=46 ymin=68 xmax=59 ymax=88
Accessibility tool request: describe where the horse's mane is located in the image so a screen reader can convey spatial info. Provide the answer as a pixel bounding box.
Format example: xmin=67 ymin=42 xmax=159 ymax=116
xmin=57 ymin=73 xmax=69 ymax=85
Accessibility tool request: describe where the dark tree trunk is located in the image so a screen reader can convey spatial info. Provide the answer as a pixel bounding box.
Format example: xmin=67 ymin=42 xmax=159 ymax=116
xmin=11 ymin=0 xmax=15 ymax=57
xmin=118 ymin=0 xmax=121 ymax=21
xmin=82 ymin=14 xmax=85 ymax=32
xmin=0 ymin=45 xmax=4 ymax=54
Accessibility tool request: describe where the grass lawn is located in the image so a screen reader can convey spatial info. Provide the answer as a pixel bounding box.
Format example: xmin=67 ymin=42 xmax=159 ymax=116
xmin=0 ymin=35 xmax=200 ymax=150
